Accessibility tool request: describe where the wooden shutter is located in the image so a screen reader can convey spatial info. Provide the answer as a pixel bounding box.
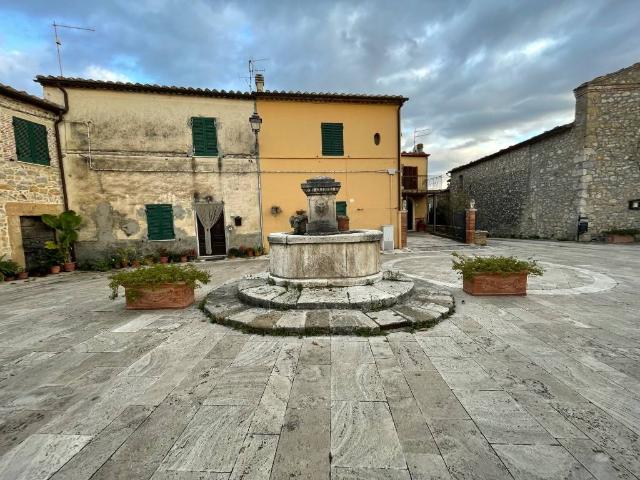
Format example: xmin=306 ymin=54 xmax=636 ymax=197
xmin=192 ymin=117 xmax=218 ymax=156
xmin=402 ymin=166 xmax=418 ymax=190
xmin=336 ymin=201 xmax=347 ymax=217
xmin=321 ymin=123 xmax=344 ymax=156
xmin=13 ymin=117 xmax=50 ymax=165
xmin=146 ymin=204 xmax=175 ymax=240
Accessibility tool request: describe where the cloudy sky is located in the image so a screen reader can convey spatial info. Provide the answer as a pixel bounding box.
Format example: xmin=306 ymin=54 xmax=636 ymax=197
xmin=1 ymin=1 xmax=638 ymax=174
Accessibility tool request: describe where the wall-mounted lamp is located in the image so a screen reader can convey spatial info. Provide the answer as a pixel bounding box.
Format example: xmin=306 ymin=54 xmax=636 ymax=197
xmin=249 ymin=112 xmax=262 ymax=134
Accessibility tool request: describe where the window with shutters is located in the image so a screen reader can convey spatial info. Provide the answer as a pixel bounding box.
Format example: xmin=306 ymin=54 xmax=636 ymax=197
xmin=191 ymin=117 xmax=218 ymax=156
xmin=146 ymin=204 xmax=175 ymax=240
xmin=321 ymin=123 xmax=344 ymax=156
xmin=402 ymin=166 xmax=418 ymax=190
xmin=12 ymin=117 xmax=50 ymax=166
xmin=336 ymin=201 xmax=347 ymax=217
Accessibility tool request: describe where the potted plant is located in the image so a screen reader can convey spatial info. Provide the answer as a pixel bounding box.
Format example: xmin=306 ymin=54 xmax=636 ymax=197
xmin=337 ymin=215 xmax=350 ymax=232
xmin=157 ymin=247 xmax=170 ymax=264
xmin=245 ymin=247 xmax=255 ymax=257
xmin=603 ymin=228 xmax=639 ymax=244
xmin=42 ymin=210 xmax=82 ymax=272
xmin=17 ymin=267 xmax=28 ymax=280
xmin=179 ymin=250 xmax=190 ymax=263
xmin=143 ymin=253 xmax=157 ymax=266
xmin=0 ymin=255 xmax=20 ymax=281
xmin=186 ymin=248 xmax=198 ymax=261
xmin=452 ymin=252 xmax=544 ymax=296
xmin=227 ymin=247 xmax=240 ymax=259
xmin=130 ymin=250 xmax=142 ymax=268
xmin=109 ymin=264 xmax=210 ymax=309
xmin=45 ymin=249 xmax=64 ymax=274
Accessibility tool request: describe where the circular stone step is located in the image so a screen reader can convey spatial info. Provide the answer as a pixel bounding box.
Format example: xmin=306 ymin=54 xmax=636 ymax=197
xmin=203 ymin=274 xmax=455 ymax=335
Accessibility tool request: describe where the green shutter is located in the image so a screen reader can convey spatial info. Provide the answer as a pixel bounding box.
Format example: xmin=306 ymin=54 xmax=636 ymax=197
xmin=13 ymin=117 xmax=50 ymax=165
xmin=336 ymin=201 xmax=347 ymax=217
xmin=192 ymin=117 xmax=218 ymax=156
xmin=321 ymin=123 xmax=344 ymax=156
xmin=146 ymin=204 xmax=175 ymax=240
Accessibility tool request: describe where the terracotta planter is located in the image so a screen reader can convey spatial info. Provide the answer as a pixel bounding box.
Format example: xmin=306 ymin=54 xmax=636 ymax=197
xmin=125 ymin=282 xmax=195 ymax=310
xmin=17 ymin=272 xmax=29 ymax=280
xmin=337 ymin=216 xmax=350 ymax=232
xmin=63 ymin=262 xmax=76 ymax=272
xmin=180 ymin=256 xmax=188 ymax=263
xmin=606 ymin=234 xmax=634 ymax=244
xmin=463 ymin=272 xmax=527 ymax=296
xmin=4 ymin=276 xmax=15 ymax=282
xmin=159 ymin=256 xmax=169 ymax=264
xmin=50 ymin=265 xmax=61 ymax=274
xmin=131 ymin=260 xmax=141 ymax=268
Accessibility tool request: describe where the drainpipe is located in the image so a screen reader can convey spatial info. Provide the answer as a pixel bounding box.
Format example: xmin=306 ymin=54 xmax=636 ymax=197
xmin=397 ymin=105 xmax=402 ymax=246
xmin=53 ymin=86 xmax=70 ymax=211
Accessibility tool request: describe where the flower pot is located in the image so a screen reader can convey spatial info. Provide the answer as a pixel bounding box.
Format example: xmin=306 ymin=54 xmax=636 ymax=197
xmin=125 ymin=282 xmax=195 ymax=309
xmin=180 ymin=256 xmax=188 ymax=263
xmin=50 ymin=265 xmax=61 ymax=274
xmin=131 ymin=260 xmax=141 ymax=268
xmin=63 ymin=262 xmax=76 ymax=272
xmin=159 ymin=256 xmax=169 ymax=264
xmin=337 ymin=215 xmax=350 ymax=232
xmin=463 ymin=272 xmax=527 ymax=296
xmin=17 ymin=272 xmax=29 ymax=280
xmin=606 ymin=234 xmax=634 ymax=244
xmin=4 ymin=276 xmax=16 ymax=282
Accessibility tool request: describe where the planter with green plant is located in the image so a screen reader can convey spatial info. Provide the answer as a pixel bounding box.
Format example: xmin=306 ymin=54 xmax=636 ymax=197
xmin=603 ymin=228 xmax=639 ymax=244
xmin=227 ymin=247 xmax=240 ymax=259
xmin=109 ymin=264 xmax=210 ymax=309
xmin=42 ymin=210 xmax=82 ymax=272
xmin=17 ymin=267 xmax=28 ymax=280
xmin=0 ymin=255 xmax=20 ymax=281
xmin=45 ymin=249 xmax=65 ymax=274
xmin=452 ymin=252 xmax=544 ymax=296
xmin=157 ymin=247 xmax=170 ymax=264
xmin=130 ymin=250 xmax=142 ymax=268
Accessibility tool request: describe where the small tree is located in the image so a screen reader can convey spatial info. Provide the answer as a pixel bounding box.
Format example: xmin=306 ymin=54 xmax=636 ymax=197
xmin=42 ymin=210 xmax=83 ymax=263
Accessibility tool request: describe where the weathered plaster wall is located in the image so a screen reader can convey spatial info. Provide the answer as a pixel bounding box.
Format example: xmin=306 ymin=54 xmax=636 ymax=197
xmin=575 ymin=68 xmax=640 ymax=235
xmin=257 ymin=100 xmax=401 ymax=249
xmin=43 ymin=87 xmax=260 ymax=260
xmin=0 ymin=94 xmax=64 ymax=264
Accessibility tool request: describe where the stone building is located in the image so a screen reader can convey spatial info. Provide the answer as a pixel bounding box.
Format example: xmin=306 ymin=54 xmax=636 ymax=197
xmin=37 ymin=76 xmax=262 ymax=260
xmin=0 ymin=83 xmax=65 ymax=268
xmin=400 ymin=144 xmax=429 ymax=231
xmin=449 ymin=62 xmax=640 ymax=241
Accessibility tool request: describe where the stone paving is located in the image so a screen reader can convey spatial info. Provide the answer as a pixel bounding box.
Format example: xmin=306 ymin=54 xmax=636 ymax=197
xmin=0 ymin=235 xmax=639 ymax=479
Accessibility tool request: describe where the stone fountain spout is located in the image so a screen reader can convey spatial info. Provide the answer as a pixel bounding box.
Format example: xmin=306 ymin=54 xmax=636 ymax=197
xmin=301 ymin=176 xmax=341 ymax=235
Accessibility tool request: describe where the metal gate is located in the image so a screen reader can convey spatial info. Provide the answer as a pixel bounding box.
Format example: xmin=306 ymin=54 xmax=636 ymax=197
xmin=453 ymin=210 xmax=466 ymax=242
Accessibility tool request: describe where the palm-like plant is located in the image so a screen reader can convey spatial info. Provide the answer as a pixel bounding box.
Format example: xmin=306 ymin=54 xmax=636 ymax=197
xmin=42 ymin=211 xmax=83 ymax=264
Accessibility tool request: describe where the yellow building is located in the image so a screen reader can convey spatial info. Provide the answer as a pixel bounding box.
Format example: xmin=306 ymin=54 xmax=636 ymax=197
xmin=401 ymin=146 xmax=429 ymax=231
xmin=256 ymin=87 xmax=407 ymax=249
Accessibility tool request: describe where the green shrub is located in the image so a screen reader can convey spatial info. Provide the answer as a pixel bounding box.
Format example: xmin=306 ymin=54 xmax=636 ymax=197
xmin=42 ymin=210 xmax=82 ymax=263
xmin=108 ymin=264 xmax=210 ymax=300
xmin=451 ymin=252 xmax=544 ymax=279
xmin=0 ymin=255 xmax=21 ymax=277
xmin=228 ymin=247 xmax=240 ymax=257
xmin=603 ymin=228 xmax=639 ymax=236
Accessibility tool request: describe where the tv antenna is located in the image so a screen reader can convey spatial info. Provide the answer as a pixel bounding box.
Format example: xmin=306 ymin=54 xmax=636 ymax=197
xmin=413 ymin=127 xmax=431 ymax=150
xmin=52 ymin=21 xmax=95 ymax=76
xmin=242 ymin=58 xmax=267 ymax=91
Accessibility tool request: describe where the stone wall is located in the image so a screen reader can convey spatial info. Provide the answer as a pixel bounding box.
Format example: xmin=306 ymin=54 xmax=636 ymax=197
xmin=0 ymin=94 xmax=64 ymax=264
xmin=42 ymin=86 xmax=261 ymax=261
xmin=449 ymin=62 xmax=640 ymax=241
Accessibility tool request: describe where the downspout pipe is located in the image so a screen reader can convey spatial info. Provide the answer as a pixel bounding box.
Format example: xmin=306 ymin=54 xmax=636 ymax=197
xmin=397 ymin=104 xmax=402 ymax=247
xmin=53 ymin=86 xmax=69 ymax=211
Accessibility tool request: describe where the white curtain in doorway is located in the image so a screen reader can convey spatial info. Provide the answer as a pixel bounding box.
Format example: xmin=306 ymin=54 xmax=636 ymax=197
xmin=195 ymin=202 xmax=224 ymax=255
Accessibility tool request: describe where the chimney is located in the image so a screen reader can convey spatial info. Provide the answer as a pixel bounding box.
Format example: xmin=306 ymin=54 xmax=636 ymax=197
xmin=415 ymin=143 xmax=424 ymax=153
xmin=255 ymin=74 xmax=264 ymax=92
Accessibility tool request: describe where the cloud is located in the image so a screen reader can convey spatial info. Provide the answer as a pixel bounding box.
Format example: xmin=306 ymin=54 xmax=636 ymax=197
xmin=0 ymin=0 xmax=638 ymax=174
xmin=82 ymin=65 xmax=131 ymax=82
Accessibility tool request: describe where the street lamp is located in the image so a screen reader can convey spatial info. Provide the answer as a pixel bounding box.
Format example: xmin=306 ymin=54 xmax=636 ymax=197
xmin=249 ymin=112 xmax=262 ymax=134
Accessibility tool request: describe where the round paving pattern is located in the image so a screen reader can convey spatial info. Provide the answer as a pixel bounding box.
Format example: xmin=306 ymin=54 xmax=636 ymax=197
xmin=203 ymin=271 xmax=455 ymax=335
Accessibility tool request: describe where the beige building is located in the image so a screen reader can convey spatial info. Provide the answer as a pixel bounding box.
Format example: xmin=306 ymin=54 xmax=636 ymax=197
xmin=401 ymin=145 xmax=429 ymax=231
xmin=0 ymin=83 xmax=65 ymax=268
xmin=37 ymin=76 xmax=262 ymax=260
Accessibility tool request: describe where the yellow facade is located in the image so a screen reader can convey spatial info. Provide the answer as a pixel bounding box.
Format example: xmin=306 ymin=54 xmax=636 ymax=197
xmin=256 ymin=99 xmax=402 ymax=249
xmin=401 ymin=152 xmax=429 ymax=230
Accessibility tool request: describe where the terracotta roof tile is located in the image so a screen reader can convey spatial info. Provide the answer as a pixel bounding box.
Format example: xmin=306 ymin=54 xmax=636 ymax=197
xmin=0 ymin=82 xmax=64 ymax=112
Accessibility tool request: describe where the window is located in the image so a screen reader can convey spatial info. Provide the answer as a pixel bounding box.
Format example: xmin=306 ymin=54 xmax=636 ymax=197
xmin=402 ymin=166 xmax=418 ymax=190
xmin=146 ymin=204 xmax=175 ymax=240
xmin=336 ymin=201 xmax=347 ymax=217
xmin=321 ymin=123 xmax=344 ymax=156
xmin=13 ymin=117 xmax=50 ymax=165
xmin=459 ymin=174 xmax=464 ymax=189
xmin=374 ymin=132 xmax=381 ymax=145
xmin=192 ymin=117 xmax=218 ymax=156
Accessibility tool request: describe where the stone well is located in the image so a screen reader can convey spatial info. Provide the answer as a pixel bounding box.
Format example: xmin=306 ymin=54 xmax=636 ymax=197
xmin=268 ymin=229 xmax=383 ymax=287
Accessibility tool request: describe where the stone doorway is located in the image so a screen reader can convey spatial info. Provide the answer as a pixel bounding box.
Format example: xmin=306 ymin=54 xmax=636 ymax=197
xmin=20 ymin=216 xmax=55 ymax=271
xmin=195 ymin=203 xmax=226 ymax=256
xmin=406 ymin=197 xmax=414 ymax=231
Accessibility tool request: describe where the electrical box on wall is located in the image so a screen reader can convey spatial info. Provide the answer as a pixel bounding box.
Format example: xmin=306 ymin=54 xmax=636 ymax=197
xmin=234 ymin=216 xmax=242 ymax=227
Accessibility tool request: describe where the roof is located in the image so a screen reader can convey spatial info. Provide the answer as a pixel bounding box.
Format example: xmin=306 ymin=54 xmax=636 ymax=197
xmin=0 ymin=82 xmax=64 ymax=112
xmin=449 ymin=123 xmax=574 ymax=174
xmin=35 ymin=76 xmax=408 ymax=105
xmin=575 ymin=61 xmax=640 ymax=90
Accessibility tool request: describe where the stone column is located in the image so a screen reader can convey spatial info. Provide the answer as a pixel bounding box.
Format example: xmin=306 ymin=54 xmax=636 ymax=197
xmin=465 ymin=208 xmax=476 ymax=244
